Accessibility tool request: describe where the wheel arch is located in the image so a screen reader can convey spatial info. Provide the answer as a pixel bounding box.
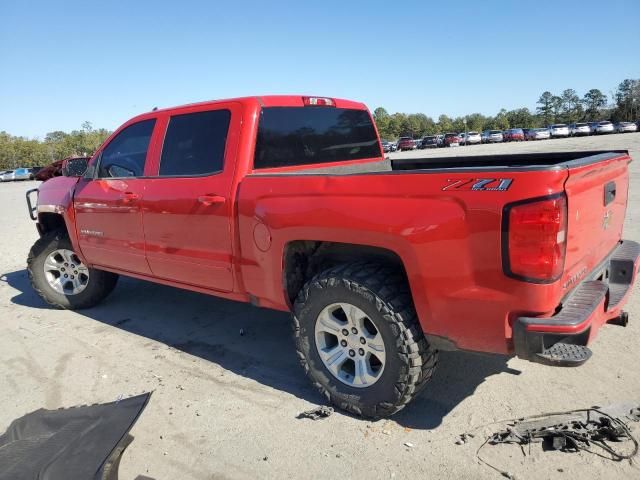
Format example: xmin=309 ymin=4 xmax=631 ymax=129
xmin=282 ymin=240 xmax=409 ymax=307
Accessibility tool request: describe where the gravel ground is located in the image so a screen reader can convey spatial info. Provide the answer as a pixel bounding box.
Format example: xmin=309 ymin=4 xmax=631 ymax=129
xmin=1 ymin=132 xmax=640 ymax=480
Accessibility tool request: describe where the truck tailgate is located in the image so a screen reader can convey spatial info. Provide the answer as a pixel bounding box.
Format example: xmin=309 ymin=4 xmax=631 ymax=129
xmin=563 ymin=152 xmax=631 ymax=285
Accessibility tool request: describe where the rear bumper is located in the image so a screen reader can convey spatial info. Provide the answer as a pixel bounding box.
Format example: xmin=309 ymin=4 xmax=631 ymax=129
xmin=513 ymin=240 xmax=640 ymax=364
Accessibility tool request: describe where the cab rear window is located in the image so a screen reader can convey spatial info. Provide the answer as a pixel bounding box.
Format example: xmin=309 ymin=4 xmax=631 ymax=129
xmin=254 ymin=107 xmax=381 ymax=169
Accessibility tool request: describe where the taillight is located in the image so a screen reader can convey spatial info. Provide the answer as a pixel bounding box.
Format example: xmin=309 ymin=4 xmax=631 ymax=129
xmin=502 ymin=194 xmax=567 ymax=283
xmin=302 ymin=96 xmax=335 ymax=107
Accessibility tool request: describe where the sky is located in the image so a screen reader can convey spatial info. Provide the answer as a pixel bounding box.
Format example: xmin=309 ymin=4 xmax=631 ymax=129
xmin=1 ymin=0 xmax=639 ymax=138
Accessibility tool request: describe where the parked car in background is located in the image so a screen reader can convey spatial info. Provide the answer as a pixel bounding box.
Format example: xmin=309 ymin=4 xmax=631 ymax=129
xmin=0 ymin=170 xmax=13 ymax=181
xmin=461 ymin=131 xmax=481 ymax=145
xmin=593 ymin=121 xmax=615 ymax=135
xmin=443 ymin=133 xmax=461 ymax=147
xmin=524 ymin=128 xmax=551 ymax=141
xmin=399 ymin=137 xmax=416 ymax=151
xmin=435 ymin=134 xmax=445 ymax=147
xmin=569 ymin=123 xmax=591 ymax=136
xmin=481 ymin=130 xmax=503 ymax=143
xmin=504 ymin=128 xmax=524 ymax=142
xmin=420 ymin=135 xmax=439 ymax=148
xmin=615 ymin=121 xmax=638 ymax=133
xmin=381 ymin=140 xmax=393 ymax=153
xmin=397 ymin=137 xmax=416 ymax=151
xmin=12 ymin=168 xmax=34 ymax=180
xmin=587 ymin=122 xmax=599 ymax=134
xmin=549 ymin=124 xmax=569 ymax=138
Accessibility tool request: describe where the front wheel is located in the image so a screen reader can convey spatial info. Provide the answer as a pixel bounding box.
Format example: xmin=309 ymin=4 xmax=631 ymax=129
xmin=27 ymin=230 xmax=119 ymax=309
xmin=293 ymin=263 xmax=438 ymax=418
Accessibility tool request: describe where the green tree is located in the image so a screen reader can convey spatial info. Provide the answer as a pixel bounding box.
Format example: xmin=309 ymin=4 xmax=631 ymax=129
xmin=437 ymin=114 xmax=453 ymax=133
xmin=559 ymin=89 xmax=583 ymax=123
xmin=536 ymin=91 xmax=555 ymax=126
xmin=582 ymin=89 xmax=607 ymax=121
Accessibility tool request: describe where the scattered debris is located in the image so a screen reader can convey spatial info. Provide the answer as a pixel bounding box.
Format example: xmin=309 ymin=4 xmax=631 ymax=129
xmin=404 ymin=442 xmax=414 ymax=448
xmin=455 ymin=433 xmax=474 ymax=445
xmin=239 ymin=328 xmax=245 ymax=336
xmin=468 ymin=403 xmax=640 ymax=478
xmin=382 ymin=429 xmax=391 ymax=436
xmin=297 ymin=405 xmax=334 ymax=420
xmin=262 ymin=456 xmax=268 ymax=461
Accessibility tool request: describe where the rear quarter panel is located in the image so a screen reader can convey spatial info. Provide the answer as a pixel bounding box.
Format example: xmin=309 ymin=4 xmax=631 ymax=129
xmin=237 ymin=168 xmax=569 ymax=353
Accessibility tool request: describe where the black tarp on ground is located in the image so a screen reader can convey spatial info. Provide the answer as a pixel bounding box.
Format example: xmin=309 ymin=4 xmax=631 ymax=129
xmin=0 ymin=392 xmax=151 ymax=480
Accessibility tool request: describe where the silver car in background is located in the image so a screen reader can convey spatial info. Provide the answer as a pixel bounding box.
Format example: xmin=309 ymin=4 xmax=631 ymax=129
xmin=594 ymin=121 xmax=615 ymax=134
xmin=525 ymin=128 xmax=550 ymax=140
xmin=569 ymin=122 xmax=591 ymax=136
xmin=0 ymin=170 xmax=15 ymax=182
xmin=616 ymin=121 xmax=638 ymax=133
xmin=481 ymin=130 xmax=503 ymax=143
xmin=549 ymin=124 xmax=569 ymax=138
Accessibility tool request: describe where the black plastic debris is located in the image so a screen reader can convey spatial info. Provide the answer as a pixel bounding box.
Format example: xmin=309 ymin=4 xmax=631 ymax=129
xmin=0 ymin=392 xmax=151 ymax=480
xmin=297 ymin=405 xmax=334 ymax=420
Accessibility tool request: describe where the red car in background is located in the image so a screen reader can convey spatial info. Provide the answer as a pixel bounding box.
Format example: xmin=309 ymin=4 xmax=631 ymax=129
xmin=443 ymin=133 xmax=461 ymax=147
xmin=397 ymin=137 xmax=416 ymax=151
xmin=504 ymin=128 xmax=525 ymax=142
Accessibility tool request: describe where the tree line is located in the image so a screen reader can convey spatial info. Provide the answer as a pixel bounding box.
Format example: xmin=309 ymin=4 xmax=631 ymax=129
xmin=0 ymin=122 xmax=111 ymax=170
xmin=374 ymin=78 xmax=640 ymax=140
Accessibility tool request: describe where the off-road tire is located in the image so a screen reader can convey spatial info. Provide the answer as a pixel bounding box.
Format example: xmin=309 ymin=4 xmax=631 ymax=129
xmin=27 ymin=230 xmax=119 ymax=309
xmin=293 ymin=262 xmax=438 ymax=418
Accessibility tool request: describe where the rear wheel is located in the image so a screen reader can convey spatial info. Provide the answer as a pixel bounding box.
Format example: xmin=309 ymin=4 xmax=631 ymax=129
xmin=293 ymin=263 xmax=438 ymax=418
xmin=28 ymin=230 xmax=119 ymax=309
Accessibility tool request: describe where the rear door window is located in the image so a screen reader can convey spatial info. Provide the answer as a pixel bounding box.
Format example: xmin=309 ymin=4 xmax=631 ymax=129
xmin=254 ymin=107 xmax=381 ymax=169
xmin=159 ymin=109 xmax=230 ymax=176
xmin=98 ymin=119 xmax=156 ymax=178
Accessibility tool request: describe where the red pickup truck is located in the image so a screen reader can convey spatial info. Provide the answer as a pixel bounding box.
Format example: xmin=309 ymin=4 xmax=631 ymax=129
xmin=25 ymin=95 xmax=639 ymax=418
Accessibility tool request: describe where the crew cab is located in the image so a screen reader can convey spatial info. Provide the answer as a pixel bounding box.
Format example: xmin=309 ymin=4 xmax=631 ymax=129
xmin=25 ymin=95 xmax=639 ymax=418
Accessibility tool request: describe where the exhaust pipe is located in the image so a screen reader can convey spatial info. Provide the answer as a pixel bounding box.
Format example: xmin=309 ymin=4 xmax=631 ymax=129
xmin=608 ymin=311 xmax=629 ymax=327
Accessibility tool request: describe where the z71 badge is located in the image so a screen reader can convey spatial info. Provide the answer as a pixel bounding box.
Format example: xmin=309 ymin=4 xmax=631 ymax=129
xmin=442 ymin=178 xmax=513 ymax=191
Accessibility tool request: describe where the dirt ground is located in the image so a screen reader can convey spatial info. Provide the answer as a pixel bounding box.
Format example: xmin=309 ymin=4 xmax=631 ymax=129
xmin=1 ymin=133 xmax=640 ymax=479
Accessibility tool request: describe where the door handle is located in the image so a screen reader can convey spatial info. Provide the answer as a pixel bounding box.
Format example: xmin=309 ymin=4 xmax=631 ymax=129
xmin=198 ymin=195 xmax=226 ymax=206
xmin=121 ymin=192 xmax=140 ymax=203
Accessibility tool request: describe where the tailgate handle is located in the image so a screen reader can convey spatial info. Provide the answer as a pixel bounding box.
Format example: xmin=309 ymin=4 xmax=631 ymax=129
xmin=604 ymin=181 xmax=616 ymax=206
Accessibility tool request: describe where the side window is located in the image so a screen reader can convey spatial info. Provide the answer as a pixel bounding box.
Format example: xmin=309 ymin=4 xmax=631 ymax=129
xmin=98 ymin=119 xmax=155 ymax=178
xmin=159 ymin=109 xmax=230 ymax=176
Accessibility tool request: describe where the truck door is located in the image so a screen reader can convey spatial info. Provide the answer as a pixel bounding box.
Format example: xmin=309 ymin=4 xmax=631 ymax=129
xmin=141 ymin=103 xmax=241 ymax=292
xmin=74 ymin=119 xmax=157 ymax=275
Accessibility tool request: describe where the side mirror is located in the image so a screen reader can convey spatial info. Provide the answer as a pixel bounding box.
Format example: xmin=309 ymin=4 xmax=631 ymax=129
xmin=62 ymin=157 xmax=89 ymax=177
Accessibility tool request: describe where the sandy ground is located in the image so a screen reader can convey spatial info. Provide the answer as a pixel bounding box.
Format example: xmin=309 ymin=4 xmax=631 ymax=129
xmin=1 ymin=133 xmax=640 ymax=480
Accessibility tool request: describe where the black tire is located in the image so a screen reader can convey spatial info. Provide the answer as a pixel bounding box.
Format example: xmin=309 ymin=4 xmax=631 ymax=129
xmin=293 ymin=262 xmax=438 ymax=418
xmin=27 ymin=230 xmax=119 ymax=309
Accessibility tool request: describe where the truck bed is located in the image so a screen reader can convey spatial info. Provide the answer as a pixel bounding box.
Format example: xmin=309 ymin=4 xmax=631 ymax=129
xmin=253 ymin=150 xmax=628 ymax=175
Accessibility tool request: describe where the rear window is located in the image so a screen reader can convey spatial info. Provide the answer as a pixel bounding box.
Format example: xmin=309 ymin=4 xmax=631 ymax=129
xmin=490 ymin=130 xmax=502 ymax=134
xmin=254 ymin=107 xmax=381 ymax=169
xmin=575 ymin=123 xmax=588 ymax=127
xmin=552 ymin=124 xmax=567 ymax=128
xmin=599 ymin=121 xmax=612 ymax=125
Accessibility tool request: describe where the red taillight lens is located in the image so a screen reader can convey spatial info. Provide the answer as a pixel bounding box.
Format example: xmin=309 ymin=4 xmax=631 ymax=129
xmin=503 ymin=195 xmax=567 ymax=282
xmin=302 ymin=96 xmax=335 ymax=107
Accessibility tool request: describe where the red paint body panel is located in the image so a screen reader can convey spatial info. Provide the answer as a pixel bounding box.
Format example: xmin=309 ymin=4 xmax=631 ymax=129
xmin=32 ymin=95 xmax=636 ymax=356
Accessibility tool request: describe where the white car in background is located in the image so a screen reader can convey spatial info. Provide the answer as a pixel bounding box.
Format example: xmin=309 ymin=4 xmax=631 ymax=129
xmin=569 ymin=123 xmax=591 ymax=136
xmin=460 ymin=131 xmax=481 ymax=145
xmin=548 ymin=124 xmax=569 ymax=138
xmin=524 ymin=128 xmax=550 ymax=140
xmin=593 ymin=121 xmax=615 ymax=134
xmin=616 ymin=121 xmax=638 ymax=133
